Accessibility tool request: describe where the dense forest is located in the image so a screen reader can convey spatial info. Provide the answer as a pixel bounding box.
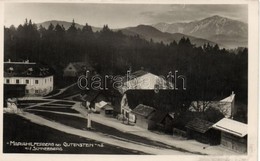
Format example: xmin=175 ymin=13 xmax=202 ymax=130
xmin=4 ymin=19 xmax=248 ymax=105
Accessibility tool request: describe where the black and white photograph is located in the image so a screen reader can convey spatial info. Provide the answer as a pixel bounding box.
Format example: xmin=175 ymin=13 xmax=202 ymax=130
xmin=0 ymin=0 xmax=258 ymax=159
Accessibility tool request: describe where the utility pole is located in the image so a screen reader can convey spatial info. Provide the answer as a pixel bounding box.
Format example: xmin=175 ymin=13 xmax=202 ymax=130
xmin=85 ymin=70 xmax=91 ymax=129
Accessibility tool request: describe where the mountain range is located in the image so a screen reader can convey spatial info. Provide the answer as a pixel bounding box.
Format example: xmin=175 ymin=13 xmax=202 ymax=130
xmin=152 ymin=15 xmax=248 ymax=49
xmin=37 ymin=20 xmax=101 ymax=32
xmin=119 ymin=25 xmax=218 ymax=47
xmin=37 ymin=15 xmax=248 ymax=49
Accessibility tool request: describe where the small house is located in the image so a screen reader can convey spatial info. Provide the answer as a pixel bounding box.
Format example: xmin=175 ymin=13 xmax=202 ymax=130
xmin=63 ymin=62 xmax=93 ymax=77
xmin=149 ymin=111 xmax=174 ymax=133
xmin=212 ymin=118 xmax=247 ymax=153
xmin=131 ymin=104 xmax=155 ymax=129
xmin=185 ymin=118 xmax=221 ymax=145
xmin=100 ymin=104 xmax=114 ymax=117
xmin=188 ymin=92 xmax=236 ymax=118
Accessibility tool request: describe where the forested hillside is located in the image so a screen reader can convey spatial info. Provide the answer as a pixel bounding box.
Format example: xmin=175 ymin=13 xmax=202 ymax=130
xmin=4 ymin=19 xmax=248 ymax=104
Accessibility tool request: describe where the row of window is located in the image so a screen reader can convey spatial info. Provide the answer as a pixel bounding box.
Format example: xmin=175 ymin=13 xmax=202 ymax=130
xmin=25 ymin=87 xmax=53 ymax=94
xmin=5 ymin=77 xmax=52 ymax=85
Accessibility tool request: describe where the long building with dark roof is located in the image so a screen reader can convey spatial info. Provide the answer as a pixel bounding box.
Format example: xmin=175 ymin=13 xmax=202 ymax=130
xmin=4 ymin=60 xmax=54 ymax=96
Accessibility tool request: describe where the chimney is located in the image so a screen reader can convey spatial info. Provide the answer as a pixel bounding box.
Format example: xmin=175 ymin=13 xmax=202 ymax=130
xmin=127 ymin=66 xmax=132 ymax=75
xmin=8 ymin=59 xmax=11 ymax=63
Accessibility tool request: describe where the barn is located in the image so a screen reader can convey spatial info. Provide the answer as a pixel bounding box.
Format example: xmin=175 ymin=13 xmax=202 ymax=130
xmin=212 ymin=118 xmax=247 ymax=153
xmin=185 ymin=118 xmax=221 ymax=145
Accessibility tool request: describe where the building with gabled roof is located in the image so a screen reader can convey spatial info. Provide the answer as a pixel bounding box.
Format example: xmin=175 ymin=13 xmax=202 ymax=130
xmin=4 ymin=60 xmax=54 ymax=96
xmin=131 ymin=104 xmax=156 ymax=129
xmin=212 ymin=118 xmax=247 ymax=153
xmin=63 ymin=62 xmax=93 ymax=77
xmin=188 ymin=92 xmax=236 ymax=118
xmin=118 ymin=70 xmax=173 ymax=94
xmin=185 ymin=118 xmax=221 ymax=145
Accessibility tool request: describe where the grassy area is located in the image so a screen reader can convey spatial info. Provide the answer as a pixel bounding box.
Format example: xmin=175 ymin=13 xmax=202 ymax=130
xmin=43 ymin=104 xmax=72 ymax=107
xmin=49 ymin=84 xmax=82 ymax=99
xmin=28 ymin=106 xmax=79 ymax=114
xmin=3 ymin=114 xmax=145 ymax=154
xmin=18 ymin=104 xmax=35 ymax=109
xmin=28 ymin=110 xmax=200 ymax=154
xmin=44 ymin=89 xmax=61 ymax=97
xmin=52 ymin=101 xmax=75 ymax=106
xmin=18 ymin=100 xmax=49 ymax=104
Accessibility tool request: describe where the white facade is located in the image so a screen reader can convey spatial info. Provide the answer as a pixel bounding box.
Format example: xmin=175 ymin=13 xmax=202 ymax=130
xmin=189 ymin=93 xmax=236 ymax=118
xmin=4 ymin=75 xmax=54 ymax=96
xmin=120 ymin=73 xmax=171 ymax=93
xmin=120 ymin=94 xmax=136 ymax=122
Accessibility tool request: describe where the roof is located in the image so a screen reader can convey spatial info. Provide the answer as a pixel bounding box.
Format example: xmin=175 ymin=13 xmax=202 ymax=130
xmin=125 ymin=89 xmax=190 ymax=112
xmin=122 ymin=70 xmax=149 ymax=83
xmin=131 ymin=70 xmax=149 ymax=78
xmin=95 ymin=101 xmax=108 ymax=109
xmin=131 ymin=104 xmax=155 ymax=118
xmin=70 ymin=62 xmax=93 ymax=72
xmin=212 ymin=118 xmax=247 ymax=137
xmin=103 ymin=104 xmax=114 ymax=110
xmin=4 ymin=62 xmax=53 ymax=77
xmin=220 ymin=93 xmax=235 ymax=103
xmin=185 ymin=118 xmax=214 ymax=133
xmin=82 ymin=90 xmax=100 ymax=102
xmin=149 ymin=111 xmax=170 ymax=123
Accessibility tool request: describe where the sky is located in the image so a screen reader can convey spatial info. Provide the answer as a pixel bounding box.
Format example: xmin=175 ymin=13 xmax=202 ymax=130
xmin=4 ymin=3 xmax=248 ymax=28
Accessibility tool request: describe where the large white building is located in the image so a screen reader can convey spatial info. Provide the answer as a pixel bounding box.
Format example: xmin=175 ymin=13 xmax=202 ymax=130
xmin=4 ymin=60 xmax=54 ymax=96
xmin=119 ymin=70 xmax=172 ymax=94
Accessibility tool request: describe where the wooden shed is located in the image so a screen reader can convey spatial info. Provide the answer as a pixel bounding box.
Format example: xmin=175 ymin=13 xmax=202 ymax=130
xmin=185 ymin=118 xmax=221 ymax=145
xmin=149 ymin=111 xmax=174 ymax=133
xmin=131 ymin=104 xmax=155 ymax=129
xmin=213 ymin=118 xmax=247 ymax=153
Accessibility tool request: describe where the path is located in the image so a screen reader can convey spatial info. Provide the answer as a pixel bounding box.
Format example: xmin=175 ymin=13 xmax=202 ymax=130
xmin=17 ymin=112 xmax=188 ymax=155
xmin=16 ymin=98 xmax=239 ymax=155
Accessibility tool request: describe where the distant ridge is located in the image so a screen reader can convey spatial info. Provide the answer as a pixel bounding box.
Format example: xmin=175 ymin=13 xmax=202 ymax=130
xmin=152 ymin=15 xmax=248 ymax=48
xmin=37 ymin=20 xmax=101 ymax=32
xmin=120 ymin=25 xmax=220 ymax=47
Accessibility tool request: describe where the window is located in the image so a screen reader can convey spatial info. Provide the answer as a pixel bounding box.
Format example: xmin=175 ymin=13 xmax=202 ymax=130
xmin=6 ymin=79 xmax=10 ymax=84
xmin=26 ymin=79 xmax=29 ymax=84
xmin=16 ymin=79 xmax=19 ymax=84
xmin=35 ymin=80 xmax=39 ymax=84
xmin=25 ymin=90 xmax=29 ymax=94
xmin=35 ymin=90 xmax=39 ymax=94
xmin=8 ymin=67 xmax=14 ymax=74
xmin=45 ymin=79 xmax=47 ymax=83
xmin=50 ymin=77 xmax=52 ymax=82
xmin=27 ymin=68 xmax=33 ymax=75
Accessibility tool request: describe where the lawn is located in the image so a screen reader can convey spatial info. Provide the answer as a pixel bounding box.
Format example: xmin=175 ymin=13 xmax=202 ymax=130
xmin=51 ymin=101 xmax=75 ymax=106
xmin=3 ymin=113 xmax=145 ymax=154
xmin=27 ymin=106 xmax=79 ymax=114
xmin=42 ymin=104 xmax=72 ymax=107
xmin=49 ymin=84 xmax=82 ymax=99
xmin=18 ymin=100 xmax=49 ymax=104
xmin=44 ymin=89 xmax=61 ymax=97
